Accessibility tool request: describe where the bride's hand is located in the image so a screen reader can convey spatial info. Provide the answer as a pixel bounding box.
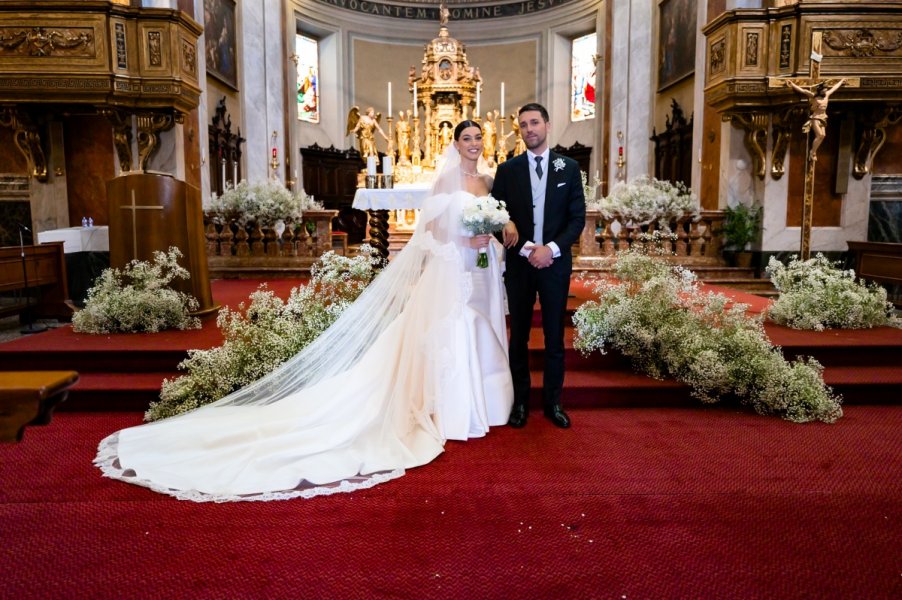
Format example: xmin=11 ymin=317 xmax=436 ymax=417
xmin=469 ymin=234 xmax=492 ymax=249
xmin=502 ymin=222 xmax=519 ymax=248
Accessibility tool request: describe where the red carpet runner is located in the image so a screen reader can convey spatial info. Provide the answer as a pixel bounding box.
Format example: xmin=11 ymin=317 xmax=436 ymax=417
xmin=1 ymin=407 xmax=900 ymax=597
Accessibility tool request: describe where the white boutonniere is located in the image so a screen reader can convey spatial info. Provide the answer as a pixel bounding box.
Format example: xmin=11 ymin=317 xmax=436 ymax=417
xmin=553 ymin=157 xmax=566 ymax=172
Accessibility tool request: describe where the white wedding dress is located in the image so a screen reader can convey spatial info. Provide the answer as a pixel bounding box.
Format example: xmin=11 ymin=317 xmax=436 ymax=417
xmin=95 ymin=153 xmax=513 ymax=502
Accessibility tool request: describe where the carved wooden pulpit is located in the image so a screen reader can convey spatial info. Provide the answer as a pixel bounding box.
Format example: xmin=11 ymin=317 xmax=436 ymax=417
xmin=108 ymin=173 xmax=217 ymax=316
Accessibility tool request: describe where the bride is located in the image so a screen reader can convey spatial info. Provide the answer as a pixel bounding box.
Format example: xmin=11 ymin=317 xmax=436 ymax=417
xmin=94 ymin=121 xmax=518 ymax=502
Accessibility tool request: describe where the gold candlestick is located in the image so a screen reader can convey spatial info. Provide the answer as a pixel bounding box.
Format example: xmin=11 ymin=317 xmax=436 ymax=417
xmin=496 ymin=116 xmax=507 ymax=165
xmin=411 ymin=116 xmax=421 ymax=167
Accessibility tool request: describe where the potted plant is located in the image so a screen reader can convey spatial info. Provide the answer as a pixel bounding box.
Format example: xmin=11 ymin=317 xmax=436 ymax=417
xmin=722 ymin=203 xmax=761 ymax=268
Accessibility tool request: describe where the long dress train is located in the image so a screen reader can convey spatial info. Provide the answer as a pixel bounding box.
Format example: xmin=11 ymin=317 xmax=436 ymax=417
xmin=94 ymin=190 xmax=513 ymax=502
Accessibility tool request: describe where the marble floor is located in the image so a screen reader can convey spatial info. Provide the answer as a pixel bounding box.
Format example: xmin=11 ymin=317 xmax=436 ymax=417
xmin=0 ymin=315 xmax=63 ymax=344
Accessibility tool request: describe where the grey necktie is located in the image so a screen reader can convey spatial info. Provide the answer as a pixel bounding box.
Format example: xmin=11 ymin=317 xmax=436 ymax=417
xmin=534 ymin=156 xmax=543 ymax=179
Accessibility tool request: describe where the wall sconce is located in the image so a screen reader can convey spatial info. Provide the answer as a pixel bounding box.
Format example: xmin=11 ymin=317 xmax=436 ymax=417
xmin=270 ymin=130 xmax=280 ymax=175
xmin=616 ymin=130 xmax=625 ymax=179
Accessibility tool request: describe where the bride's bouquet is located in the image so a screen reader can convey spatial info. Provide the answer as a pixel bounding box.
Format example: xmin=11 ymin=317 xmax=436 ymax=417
xmin=461 ymin=195 xmax=510 ymax=268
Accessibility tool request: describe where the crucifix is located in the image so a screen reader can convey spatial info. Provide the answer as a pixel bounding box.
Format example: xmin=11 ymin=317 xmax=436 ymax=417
xmin=768 ymin=31 xmax=859 ymax=259
xmin=120 ymin=188 xmax=163 ymax=260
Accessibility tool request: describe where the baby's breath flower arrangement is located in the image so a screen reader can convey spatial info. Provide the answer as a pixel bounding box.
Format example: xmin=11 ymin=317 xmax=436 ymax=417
xmin=573 ymin=250 xmax=843 ymax=423
xmin=597 ymin=175 xmax=698 ymax=227
xmin=72 ymin=247 xmax=200 ymax=334
xmin=145 ymin=246 xmax=383 ymax=421
xmin=766 ymin=254 xmax=899 ymax=330
xmin=206 ymin=180 xmax=316 ymax=226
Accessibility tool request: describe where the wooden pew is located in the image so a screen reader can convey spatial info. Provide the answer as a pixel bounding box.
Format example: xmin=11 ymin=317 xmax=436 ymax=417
xmin=0 ymin=371 xmax=79 ymax=442
xmin=847 ymin=241 xmax=902 ymax=307
xmin=0 ymin=241 xmax=75 ymax=320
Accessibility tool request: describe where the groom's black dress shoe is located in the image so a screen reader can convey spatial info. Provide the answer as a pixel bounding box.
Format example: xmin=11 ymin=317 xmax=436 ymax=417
xmin=544 ymin=405 xmax=571 ymax=428
xmin=508 ymin=404 xmax=528 ymax=428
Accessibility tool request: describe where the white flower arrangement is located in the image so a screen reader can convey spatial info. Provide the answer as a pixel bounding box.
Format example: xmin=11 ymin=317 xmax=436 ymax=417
xmin=206 ymin=180 xmax=316 ymax=226
xmin=596 ymin=175 xmax=698 ymax=227
xmin=573 ymin=250 xmax=843 ymax=423
xmin=146 ymin=246 xmax=383 ymax=421
xmin=461 ymin=195 xmax=510 ymax=268
xmin=72 ymin=247 xmax=200 ymax=334
xmin=766 ymin=254 xmax=900 ymax=331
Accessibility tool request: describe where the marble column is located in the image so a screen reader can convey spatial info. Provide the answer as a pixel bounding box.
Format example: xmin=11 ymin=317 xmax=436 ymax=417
xmin=609 ymin=0 xmax=653 ymax=185
xmin=239 ymin=0 xmax=286 ymax=183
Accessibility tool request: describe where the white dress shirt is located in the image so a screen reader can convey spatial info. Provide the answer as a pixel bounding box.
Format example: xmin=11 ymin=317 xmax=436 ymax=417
xmin=520 ymin=148 xmax=560 ymax=259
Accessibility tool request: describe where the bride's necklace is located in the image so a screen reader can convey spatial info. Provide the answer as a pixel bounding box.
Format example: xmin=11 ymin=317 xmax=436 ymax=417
xmin=462 ymin=169 xmax=481 ymax=178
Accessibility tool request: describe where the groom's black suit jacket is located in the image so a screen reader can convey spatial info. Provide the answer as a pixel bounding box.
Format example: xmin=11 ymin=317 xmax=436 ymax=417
xmin=492 ymin=150 xmax=586 ymax=276
xmin=492 ymin=150 xmax=585 ymax=407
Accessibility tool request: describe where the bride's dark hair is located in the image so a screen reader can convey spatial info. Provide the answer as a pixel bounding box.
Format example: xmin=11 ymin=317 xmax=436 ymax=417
xmin=454 ymin=120 xmax=481 ymax=140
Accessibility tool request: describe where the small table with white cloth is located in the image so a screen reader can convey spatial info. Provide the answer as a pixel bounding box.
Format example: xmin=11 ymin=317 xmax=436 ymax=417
xmin=352 ymin=185 xmax=431 ymax=260
xmin=37 ymin=226 xmax=110 ymax=306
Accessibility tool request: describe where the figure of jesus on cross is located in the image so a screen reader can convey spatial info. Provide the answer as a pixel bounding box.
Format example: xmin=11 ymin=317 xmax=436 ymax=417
xmin=787 ymin=77 xmax=845 ymax=162
xmin=768 ymin=31 xmax=859 ymax=259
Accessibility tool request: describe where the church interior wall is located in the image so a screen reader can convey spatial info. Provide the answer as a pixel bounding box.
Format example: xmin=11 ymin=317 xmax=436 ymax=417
xmin=0 ymin=129 xmax=28 ymax=176
xmin=866 ymin=124 xmax=902 ymax=244
xmin=873 ymin=125 xmax=902 ymax=177
xmin=290 ymin=0 xmax=603 ymax=184
xmin=62 ymin=116 xmax=116 ymax=228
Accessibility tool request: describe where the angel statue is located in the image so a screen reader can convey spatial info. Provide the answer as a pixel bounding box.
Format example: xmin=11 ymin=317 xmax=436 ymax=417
xmin=346 ymin=106 xmax=390 ymax=159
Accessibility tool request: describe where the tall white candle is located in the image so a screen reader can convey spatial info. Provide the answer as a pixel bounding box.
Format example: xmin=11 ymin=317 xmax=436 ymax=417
xmin=413 ymin=81 xmax=418 ymax=118
xmin=382 ymin=155 xmax=393 ymax=176
xmin=367 ymin=155 xmax=377 ymax=176
xmin=388 ymin=82 xmax=392 ymax=116
xmin=501 ymin=82 xmax=505 ymax=117
xmin=476 ymin=85 xmax=480 ymax=117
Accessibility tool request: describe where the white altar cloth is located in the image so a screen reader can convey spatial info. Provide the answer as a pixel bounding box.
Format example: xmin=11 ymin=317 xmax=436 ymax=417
xmin=352 ymin=185 xmax=431 ymax=211
xmin=38 ymin=226 xmax=110 ymax=253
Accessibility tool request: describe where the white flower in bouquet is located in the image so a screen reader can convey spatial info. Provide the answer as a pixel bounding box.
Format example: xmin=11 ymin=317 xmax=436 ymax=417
xmin=460 ymin=195 xmax=509 ymax=268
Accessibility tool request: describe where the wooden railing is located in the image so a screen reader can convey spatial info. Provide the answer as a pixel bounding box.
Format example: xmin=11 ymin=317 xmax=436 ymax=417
xmin=577 ymin=209 xmax=726 ymax=265
xmin=204 ymin=210 xmax=340 ymax=277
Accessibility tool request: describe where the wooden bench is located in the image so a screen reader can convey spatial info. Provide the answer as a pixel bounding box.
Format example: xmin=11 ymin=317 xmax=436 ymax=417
xmin=847 ymin=241 xmax=902 ymax=307
xmin=0 ymin=241 xmax=75 ymax=320
xmin=0 ymin=371 xmax=79 ymax=442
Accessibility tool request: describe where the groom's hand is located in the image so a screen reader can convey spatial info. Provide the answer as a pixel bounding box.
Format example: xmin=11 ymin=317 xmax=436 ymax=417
xmin=528 ymin=245 xmax=554 ymax=269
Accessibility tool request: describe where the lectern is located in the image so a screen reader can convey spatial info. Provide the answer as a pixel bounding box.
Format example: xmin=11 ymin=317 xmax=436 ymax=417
xmin=107 ymin=173 xmax=217 ymax=316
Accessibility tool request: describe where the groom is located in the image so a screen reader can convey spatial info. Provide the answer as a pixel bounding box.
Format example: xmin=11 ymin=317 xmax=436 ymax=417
xmin=493 ymin=103 xmax=586 ymax=428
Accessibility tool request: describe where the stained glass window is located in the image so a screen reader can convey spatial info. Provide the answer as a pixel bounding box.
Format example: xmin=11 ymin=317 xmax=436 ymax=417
xmin=296 ymin=34 xmax=319 ymax=123
xmin=571 ymin=33 xmax=597 ymax=122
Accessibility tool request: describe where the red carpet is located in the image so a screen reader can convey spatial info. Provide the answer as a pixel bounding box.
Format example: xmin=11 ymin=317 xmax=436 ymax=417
xmin=1 ymin=407 xmax=900 ymax=598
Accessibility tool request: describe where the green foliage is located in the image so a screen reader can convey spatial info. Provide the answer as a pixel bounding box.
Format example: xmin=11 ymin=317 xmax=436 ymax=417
xmin=722 ymin=203 xmax=762 ymax=250
xmin=573 ymin=251 xmax=843 ymax=423
xmin=766 ymin=254 xmax=899 ymax=331
xmin=145 ymin=246 xmax=384 ymax=421
xmin=72 ymin=247 xmax=200 ymax=334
